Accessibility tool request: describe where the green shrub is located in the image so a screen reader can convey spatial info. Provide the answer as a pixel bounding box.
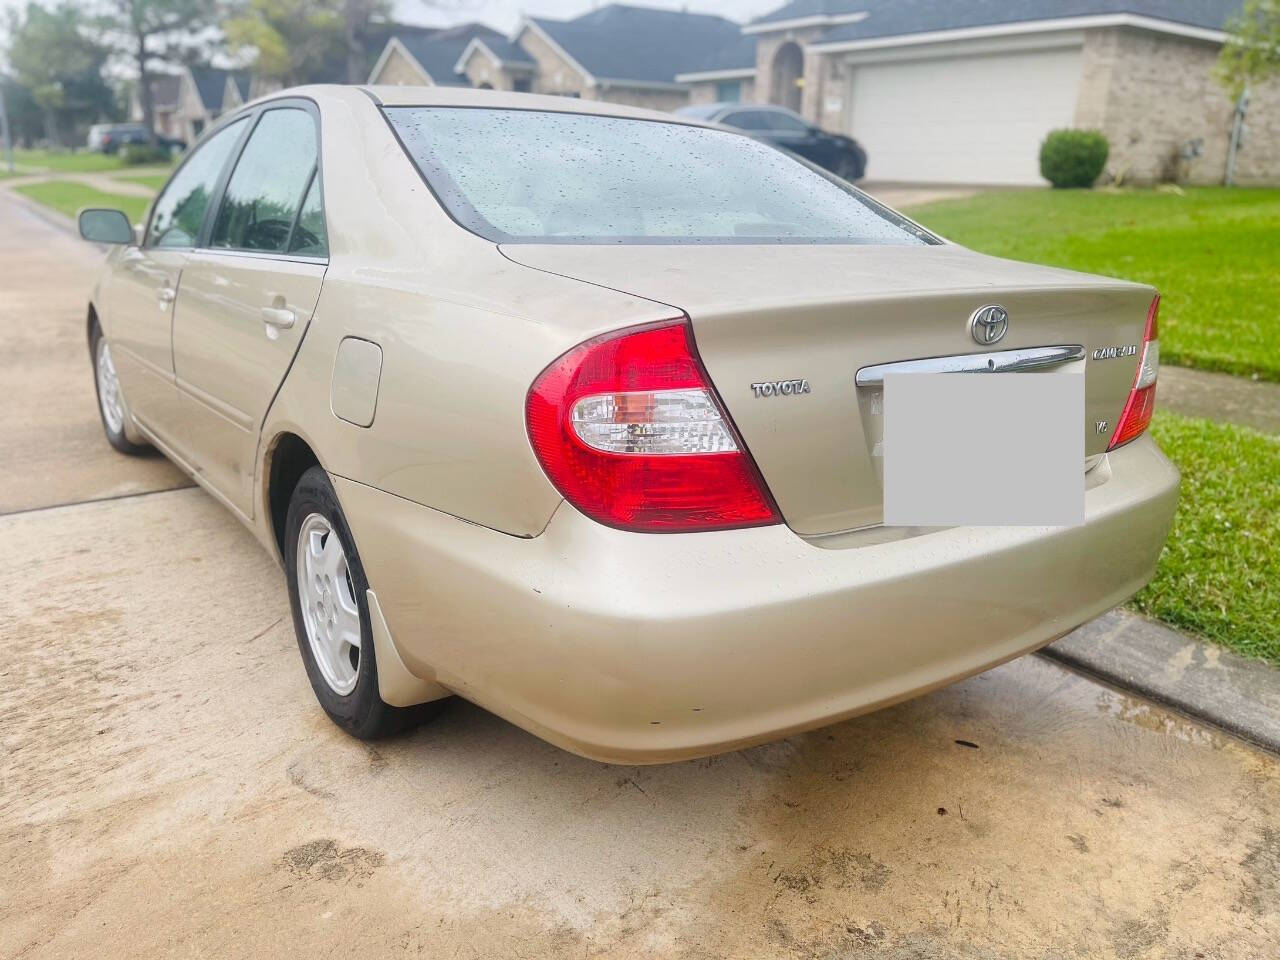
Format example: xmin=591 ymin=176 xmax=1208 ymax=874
xmin=1039 ymin=129 xmax=1109 ymax=188
xmin=121 ymin=143 xmax=173 ymax=166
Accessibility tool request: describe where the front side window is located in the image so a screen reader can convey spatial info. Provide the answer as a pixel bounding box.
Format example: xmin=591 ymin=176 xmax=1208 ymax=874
xmin=146 ymin=117 xmax=247 ymax=248
xmin=211 ymin=108 xmax=318 ymax=253
xmin=386 ymin=107 xmax=934 ymax=246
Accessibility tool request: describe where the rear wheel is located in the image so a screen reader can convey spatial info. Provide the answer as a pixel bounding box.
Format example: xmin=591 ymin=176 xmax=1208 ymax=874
xmin=284 ymin=466 xmax=441 ymax=739
xmin=90 ymin=323 xmax=150 ymax=455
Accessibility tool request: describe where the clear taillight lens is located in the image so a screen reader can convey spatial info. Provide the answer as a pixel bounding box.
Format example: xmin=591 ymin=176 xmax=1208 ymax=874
xmin=526 ymin=320 xmax=780 ymax=532
xmin=571 ymin=389 xmax=738 ymax=454
xmin=1108 ymin=294 xmax=1160 ymax=450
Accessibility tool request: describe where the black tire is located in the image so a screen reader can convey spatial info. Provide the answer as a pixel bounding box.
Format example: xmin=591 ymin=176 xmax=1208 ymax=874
xmin=283 ymin=465 xmax=442 ymax=739
xmin=90 ymin=322 xmax=151 ymax=456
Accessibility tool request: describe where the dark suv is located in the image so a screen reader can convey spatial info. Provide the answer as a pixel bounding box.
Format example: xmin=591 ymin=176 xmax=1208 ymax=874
xmin=675 ymin=103 xmax=867 ymax=181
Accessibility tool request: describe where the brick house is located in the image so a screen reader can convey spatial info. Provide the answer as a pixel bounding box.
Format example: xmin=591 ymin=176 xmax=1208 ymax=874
xmin=369 ymin=5 xmax=744 ymax=112
xmin=366 ymin=23 xmax=510 ymax=88
xmin=365 ymin=1 xmax=1272 ymax=187
xmin=692 ymin=0 xmax=1273 ymax=186
xmin=132 ymin=67 xmax=258 ymax=144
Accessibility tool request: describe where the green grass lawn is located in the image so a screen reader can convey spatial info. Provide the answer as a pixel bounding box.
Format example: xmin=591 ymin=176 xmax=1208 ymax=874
xmin=1130 ymin=411 xmax=1280 ymax=663
xmin=904 ymin=188 xmax=1280 ymax=382
xmin=109 ymin=172 xmax=169 ymax=192
xmin=14 ymin=181 xmax=151 ymax=225
xmin=9 ymin=148 xmax=130 ymax=173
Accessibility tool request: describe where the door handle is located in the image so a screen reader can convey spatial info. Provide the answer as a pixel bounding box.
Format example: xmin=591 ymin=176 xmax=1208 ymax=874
xmin=157 ymin=286 xmax=176 ymax=305
xmin=260 ymin=306 xmax=295 ymax=329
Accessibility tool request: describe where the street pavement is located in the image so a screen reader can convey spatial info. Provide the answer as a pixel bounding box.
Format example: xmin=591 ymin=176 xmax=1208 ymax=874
xmin=2 ymin=190 xmax=1278 ymax=959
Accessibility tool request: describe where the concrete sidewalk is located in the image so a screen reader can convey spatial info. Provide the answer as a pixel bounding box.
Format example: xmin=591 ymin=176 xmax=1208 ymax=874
xmin=0 ymin=169 xmax=161 ymax=198
xmin=1158 ymin=365 xmax=1280 ymax=435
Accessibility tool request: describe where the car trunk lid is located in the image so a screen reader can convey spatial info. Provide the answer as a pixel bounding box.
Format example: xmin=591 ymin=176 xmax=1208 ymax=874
xmin=502 ymin=243 xmax=1155 ymax=537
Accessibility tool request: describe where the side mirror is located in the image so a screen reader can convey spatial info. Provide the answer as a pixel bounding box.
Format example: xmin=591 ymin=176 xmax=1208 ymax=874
xmin=78 ymin=208 xmax=135 ymax=245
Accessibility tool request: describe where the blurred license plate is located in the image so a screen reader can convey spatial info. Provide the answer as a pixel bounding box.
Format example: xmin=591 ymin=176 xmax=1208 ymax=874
xmin=883 ymin=372 xmax=1084 ymax=526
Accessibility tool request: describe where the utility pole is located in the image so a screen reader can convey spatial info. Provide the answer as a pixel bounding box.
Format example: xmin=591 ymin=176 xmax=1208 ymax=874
xmin=0 ymin=88 xmax=14 ymax=175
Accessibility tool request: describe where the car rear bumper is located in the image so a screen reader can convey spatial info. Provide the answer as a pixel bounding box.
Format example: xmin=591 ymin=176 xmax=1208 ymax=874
xmin=334 ymin=434 xmax=1178 ymax=764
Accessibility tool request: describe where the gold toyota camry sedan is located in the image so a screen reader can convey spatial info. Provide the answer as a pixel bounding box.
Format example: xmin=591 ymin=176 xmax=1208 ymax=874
xmin=78 ymin=86 xmax=1177 ymax=762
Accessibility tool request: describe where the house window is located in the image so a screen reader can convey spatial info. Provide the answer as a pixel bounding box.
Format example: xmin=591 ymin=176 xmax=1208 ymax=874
xmin=715 ymin=80 xmax=742 ymax=103
xmin=513 ymin=77 xmax=532 ymax=93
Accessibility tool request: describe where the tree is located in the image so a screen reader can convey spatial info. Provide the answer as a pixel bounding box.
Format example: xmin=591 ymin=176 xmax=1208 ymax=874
xmin=223 ymin=0 xmax=389 ymax=86
xmin=4 ymin=3 xmax=114 ymax=146
xmin=0 ymin=74 xmax=46 ymax=148
xmin=343 ymin=0 xmax=387 ymax=85
xmin=224 ymin=0 xmax=344 ymax=86
xmin=96 ymin=0 xmax=219 ymax=143
xmin=1218 ymin=0 xmax=1280 ymax=97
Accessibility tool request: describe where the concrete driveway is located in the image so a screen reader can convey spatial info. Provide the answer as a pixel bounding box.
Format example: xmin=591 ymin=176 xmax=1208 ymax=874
xmin=2 ymin=191 xmax=1278 ymax=959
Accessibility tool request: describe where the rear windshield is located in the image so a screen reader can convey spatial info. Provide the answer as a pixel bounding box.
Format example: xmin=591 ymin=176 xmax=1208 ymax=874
xmin=384 ymin=106 xmax=935 ymax=246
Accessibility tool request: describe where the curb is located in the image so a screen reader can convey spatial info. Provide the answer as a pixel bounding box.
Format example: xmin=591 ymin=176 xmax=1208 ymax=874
xmin=1041 ymin=609 xmax=1280 ymax=755
xmin=1 ymin=186 xmax=79 ymax=235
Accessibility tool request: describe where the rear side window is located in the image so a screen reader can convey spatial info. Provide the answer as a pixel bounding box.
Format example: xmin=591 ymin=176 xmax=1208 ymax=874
xmin=289 ymin=174 xmax=327 ymax=257
xmin=386 ymin=107 xmax=933 ymax=246
xmin=211 ymin=108 xmax=319 ymax=254
xmin=147 ymin=117 xmax=247 ymax=248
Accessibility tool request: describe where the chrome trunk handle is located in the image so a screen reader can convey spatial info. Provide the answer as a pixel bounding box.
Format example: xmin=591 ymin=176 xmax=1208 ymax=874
xmin=854 ymin=345 xmax=1085 ymax=386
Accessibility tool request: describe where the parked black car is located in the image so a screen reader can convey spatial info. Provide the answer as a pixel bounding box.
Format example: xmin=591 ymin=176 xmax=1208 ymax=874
xmin=87 ymin=123 xmax=186 ymax=156
xmin=675 ymin=103 xmax=867 ymax=181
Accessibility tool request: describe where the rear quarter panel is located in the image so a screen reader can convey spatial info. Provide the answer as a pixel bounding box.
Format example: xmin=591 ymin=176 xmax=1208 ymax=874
xmin=259 ymin=88 xmax=678 ymax=539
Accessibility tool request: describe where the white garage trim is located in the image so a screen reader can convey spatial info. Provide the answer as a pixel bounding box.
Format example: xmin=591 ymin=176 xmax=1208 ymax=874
xmin=675 ymin=67 xmax=758 ymax=83
xmin=809 ymin=14 xmax=1227 ymax=54
xmin=830 ymin=31 xmax=1085 ymax=66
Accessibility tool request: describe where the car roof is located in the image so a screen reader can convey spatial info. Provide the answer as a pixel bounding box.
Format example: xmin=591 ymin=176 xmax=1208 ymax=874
xmin=363 ymin=84 xmax=715 ymax=127
xmin=235 ymin=84 xmax=722 ymax=132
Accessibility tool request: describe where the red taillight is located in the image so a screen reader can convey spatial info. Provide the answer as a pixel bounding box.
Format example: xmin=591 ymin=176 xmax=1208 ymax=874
xmin=1108 ymin=294 xmax=1160 ymax=450
xmin=526 ymin=319 xmax=780 ymax=532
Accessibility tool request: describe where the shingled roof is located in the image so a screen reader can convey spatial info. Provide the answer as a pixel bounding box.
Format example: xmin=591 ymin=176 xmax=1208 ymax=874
xmin=188 ymin=68 xmax=249 ymax=112
xmin=752 ymin=0 xmax=1242 ymax=40
xmin=527 ymin=4 xmax=744 ymax=86
xmin=676 ymin=33 xmax=759 ymax=79
xmin=394 ymin=23 xmax=507 ymax=85
xmin=462 ymin=35 xmax=535 ymax=68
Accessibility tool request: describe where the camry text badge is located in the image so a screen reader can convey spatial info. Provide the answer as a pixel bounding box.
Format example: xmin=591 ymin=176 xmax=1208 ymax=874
xmin=1093 ymin=344 xmax=1139 ymax=360
xmin=751 ymin=379 xmax=811 ymax=398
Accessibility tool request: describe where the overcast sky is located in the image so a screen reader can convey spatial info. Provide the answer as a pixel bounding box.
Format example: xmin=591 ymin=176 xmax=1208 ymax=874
xmin=0 ymin=0 xmax=779 ymax=39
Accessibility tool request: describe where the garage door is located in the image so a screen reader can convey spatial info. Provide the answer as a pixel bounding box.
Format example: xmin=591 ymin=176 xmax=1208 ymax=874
xmin=848 ymin=46 xmax=1083 ymax=185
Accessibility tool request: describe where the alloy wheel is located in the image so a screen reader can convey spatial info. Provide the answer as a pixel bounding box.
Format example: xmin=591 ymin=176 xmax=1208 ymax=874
xmin=296 ymin=513 xmax=362 ymax=695
xmin=95 ymin=338 xmax=125 ymax=435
